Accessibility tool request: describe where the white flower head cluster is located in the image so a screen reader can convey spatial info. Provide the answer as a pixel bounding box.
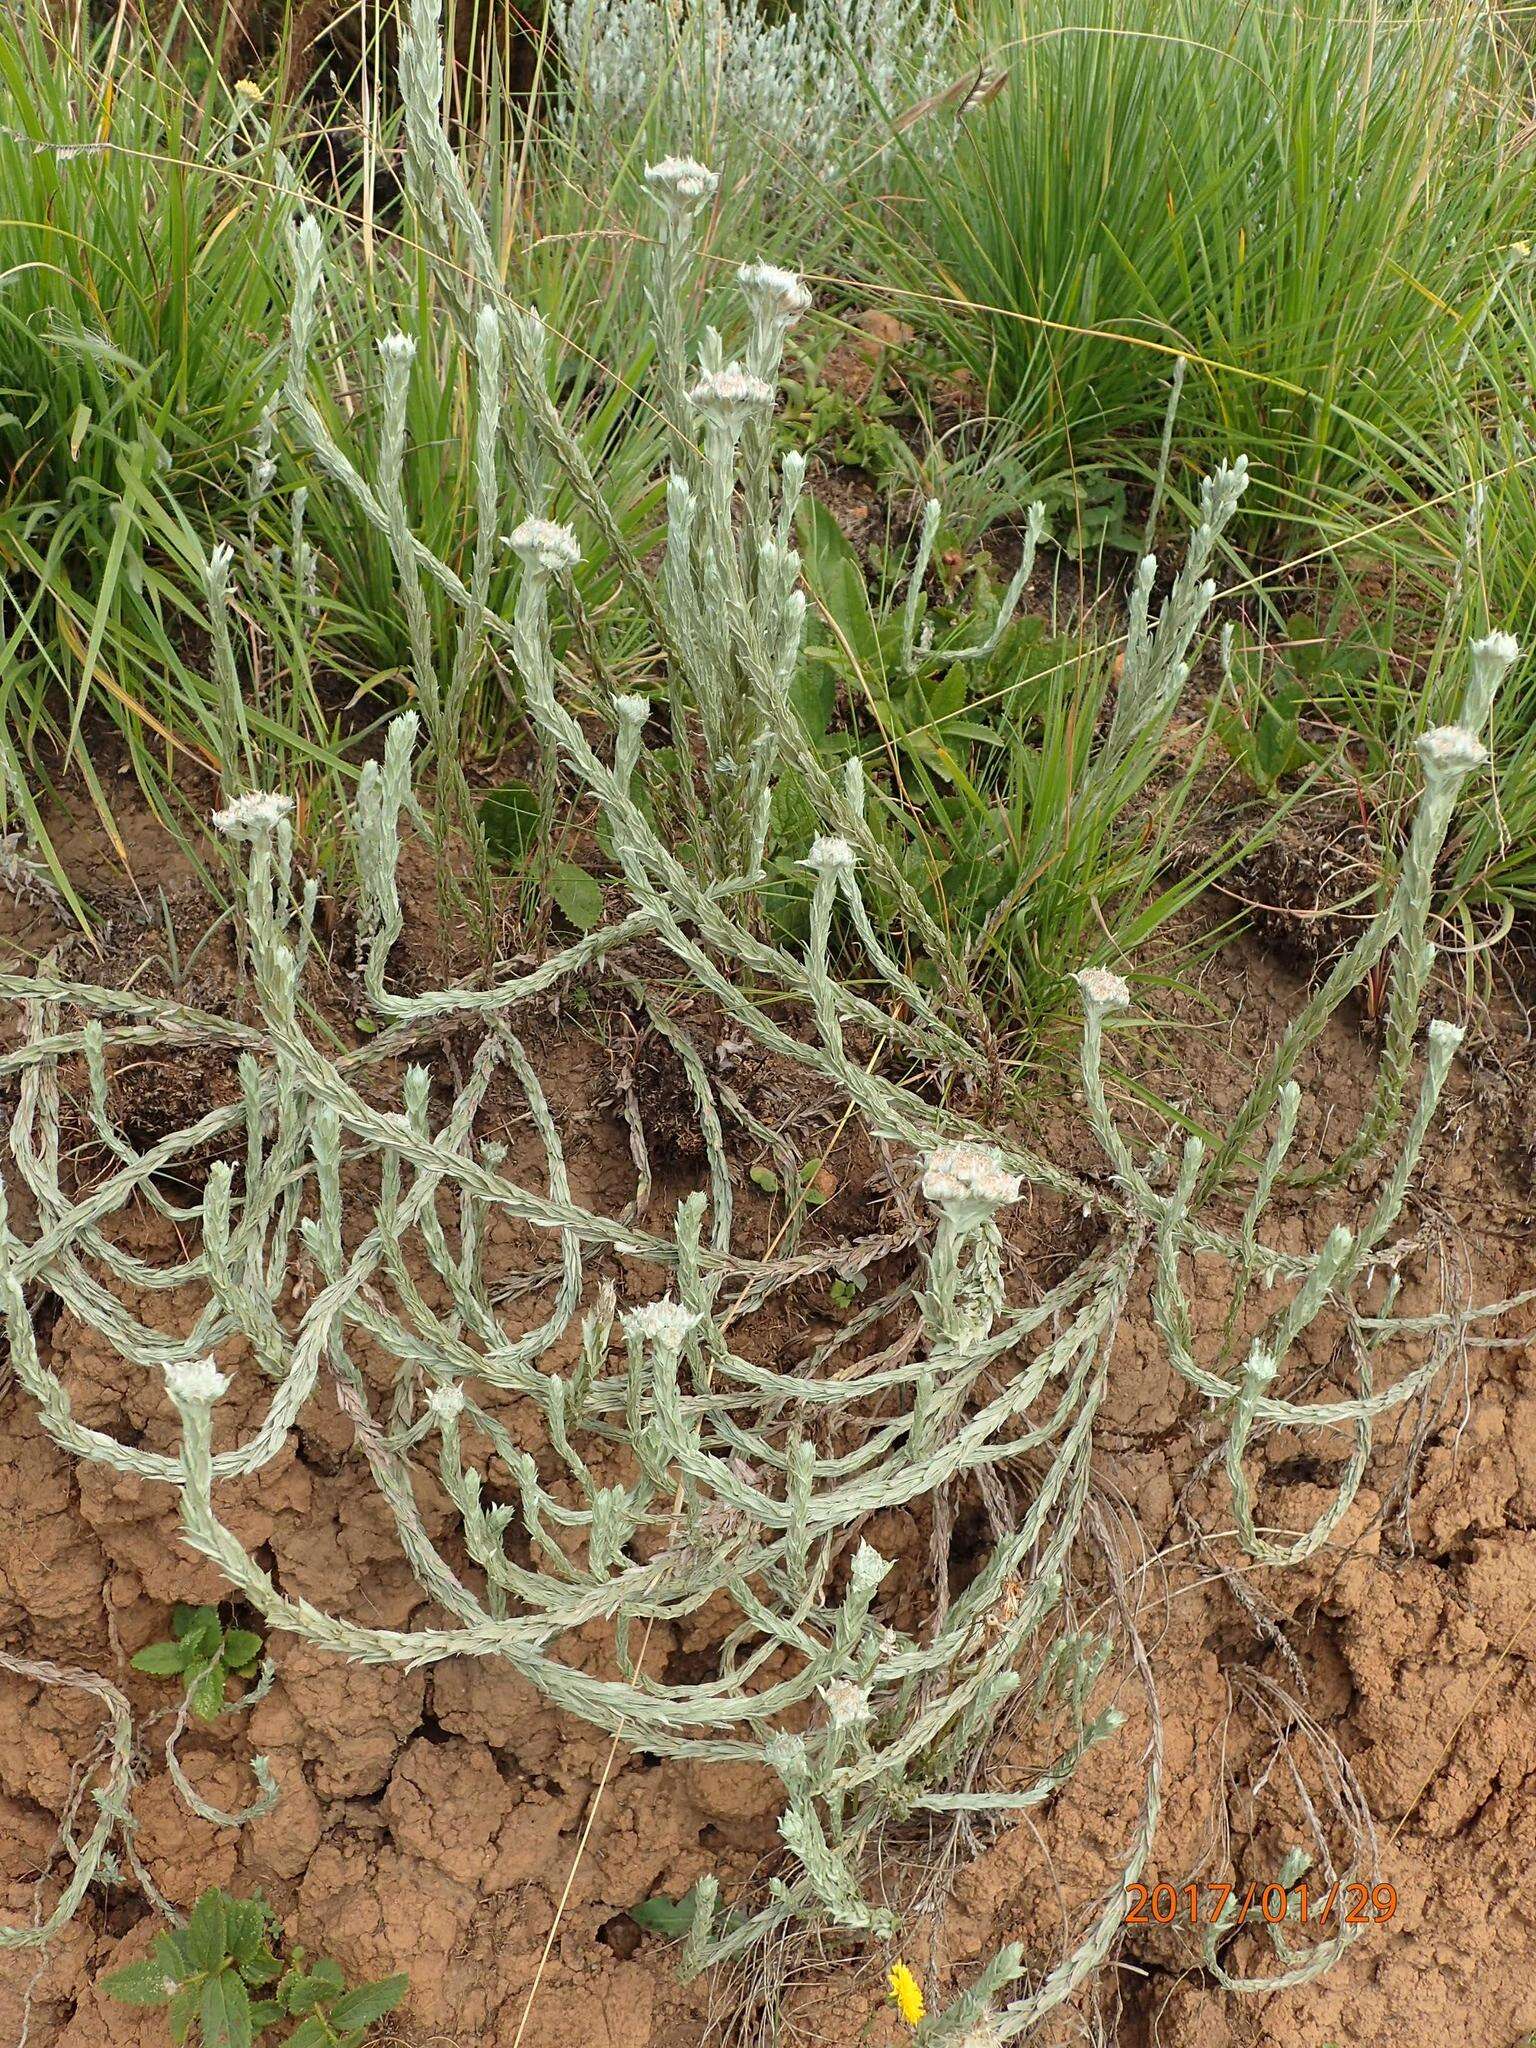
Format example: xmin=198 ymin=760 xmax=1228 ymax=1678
xmin=921 ymin=1142 xmax=1023 ymax=1218
xmin=212 ymin=792 xmax=295 ymax=841
xmin=1427 ymin=1017 xmax=1466 ymax=1055
xmin=738 ymin=261 xmax=812 ymax=327
xmin=1417 ymin=724 xmax=1488 ymax=777
xmin=377 ymin=330 xmax=418 ymax=365
xmin=164 ymin=1356 xmax=231 ymax=1406
xmin=820 ymin=1677 xmax=872 ymax=1727
xmin=1471 ymin=629 xmax=1520 ymax=667
xmin=801 ymin=834 xmax=857 ymax=877
xmin=624 ymin=1298 xmax=701 ymax=1354
xmin=507 ymin=518 xmax=582 ymax=577
xmin=425 ymin=1381 xmax=466 ymax=1423
xmin=687 ymin=363 xmax=774 ymax=435
xmin=1073 ymin=966 xmax=1131 ymax=1013
xmin=643 ymin=155 xmax=718 ymax=211
xmin=1244 ymin=1344 xmax=1279 ymax=1386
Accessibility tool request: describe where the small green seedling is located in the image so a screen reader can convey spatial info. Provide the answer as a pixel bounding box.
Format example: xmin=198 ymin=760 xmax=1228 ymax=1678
xmin=131 ymin=1605 xmax=265 ymax=1720
xmin=102 ymin=1888 xmax=408 ymax=2048
xmin=630 ymin=1883 xmax=742 ymax=1942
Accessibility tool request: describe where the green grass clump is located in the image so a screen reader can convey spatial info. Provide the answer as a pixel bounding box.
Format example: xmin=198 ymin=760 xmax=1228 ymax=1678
xmin=880 ymin=0 xmax=1529 ymax=548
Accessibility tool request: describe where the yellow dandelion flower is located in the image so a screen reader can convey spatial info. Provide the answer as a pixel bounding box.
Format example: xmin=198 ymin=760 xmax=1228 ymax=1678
xmin=887 ymin=1959 xmax=926 ymax=2028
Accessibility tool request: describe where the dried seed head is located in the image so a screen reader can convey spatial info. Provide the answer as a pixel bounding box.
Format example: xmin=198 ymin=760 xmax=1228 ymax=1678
xmin=821 ymin=1677 xmax=872 ymax=1727
xmin=1417 ymin=724 xmax=1488 ymax=777
xmin=624 ymin=1298 xmax=700 ymax=1353
xmin=738 ymin=261 xmax=812 ymax=326
xmin=1471 ymin=629 xmax=1519 ymax=667
xmin=687 ymin=363 xmax=774 ymax=434
xmin=643 ymin=155 xmax=719 ymax=210
xmin=1073 ymin=966 xmax=1131 ymax=1012
xmin=920 ymin=1142 xmax=1022 ymax=1214
xmin=507 ymin=518 xmax=582 ymax=576
xmin=212 ymin=792 xmax=295 ymax=840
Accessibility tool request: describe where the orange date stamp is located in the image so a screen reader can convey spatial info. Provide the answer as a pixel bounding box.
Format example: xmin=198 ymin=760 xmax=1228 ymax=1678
xmin=1125 ymin=1881 xmax=1398 ymax=1929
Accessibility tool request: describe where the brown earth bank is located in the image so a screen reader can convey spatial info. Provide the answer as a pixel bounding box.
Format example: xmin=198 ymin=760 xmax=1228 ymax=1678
xmin=1 ymin=790 xmax=1535 ymax=2048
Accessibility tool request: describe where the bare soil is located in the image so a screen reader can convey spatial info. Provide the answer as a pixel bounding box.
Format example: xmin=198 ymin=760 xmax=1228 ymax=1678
xmin=2 ymin=787 xmax=1535 ymax=2048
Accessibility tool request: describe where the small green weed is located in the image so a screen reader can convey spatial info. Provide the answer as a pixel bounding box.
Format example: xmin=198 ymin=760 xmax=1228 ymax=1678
xmin=131 ymin=1605 xmax=264 ymax=1721
xmin=102 ymin=1888 xmax=407 ymax=2048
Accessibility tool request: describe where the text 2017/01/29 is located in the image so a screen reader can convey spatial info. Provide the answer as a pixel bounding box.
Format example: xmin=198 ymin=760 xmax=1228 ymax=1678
xmin=1125 ymin=1882 xmax=1399 ymax=1929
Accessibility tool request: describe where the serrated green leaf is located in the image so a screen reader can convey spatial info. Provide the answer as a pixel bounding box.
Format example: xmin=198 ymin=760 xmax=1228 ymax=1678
xmin=327 ymin=1975 xmax=409 ymax=2030
xmin=200 ymin=1967 xmax=252 ymax=2048
xmin=101 ymin=1958 xmax=176 ymax=2006
xmin=174 ymin=1607 xmax=223 ymax=1658
xmin=132 ymin=1639 xmax=193 ymax=1677
xmin=224 ymin=1898 xmax=266 ymax=1967
xmin=284 ymin=1959 xmax=345 ymax=2015
xmin=185 ymin=1890 xmax=229 ymax=1973
xmin=283 ymin=2016 xmax=330 ymax=2048
xmin=241 ymin=1944 xmax=283 ymax=1988
xmin=191 ymin=1664 xmax=229 ymax=1721
xmin=248 ymin=2000 xmax=283 ymax=2028
xmin=153 ymin=1930 xmax=189 ymax=1978
xmin=221 ymin=1630 xmax=263 ymax=1674
xmin=549 ymin=862 xmax=603 ymax=932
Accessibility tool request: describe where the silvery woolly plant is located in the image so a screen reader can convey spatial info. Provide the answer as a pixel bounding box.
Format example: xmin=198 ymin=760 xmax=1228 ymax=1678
xmin=2 ymin=5 xmax=1532 ymax=2040
xmin=549 ymin=0 xmax=950 ymax=185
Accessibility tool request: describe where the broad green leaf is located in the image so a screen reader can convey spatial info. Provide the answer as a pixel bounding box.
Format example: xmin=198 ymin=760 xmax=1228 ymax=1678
xmin=101 ymin=1958 xmax=175 ymax=2006
xmin=153 ymin=1931 xmax=189 ymax=1977
xmin=190 ymin=1664 xmax=228 ymax=1721
xmin=224 ymin=1898 xmax=266 ymax=1967
xmin=241 ymin=1944 xmax=283 ymax=1988
xmin=327 ymin=1975 xmax=409 ymax=2030
xmin=185 ymin=1890 xmax=229 ymax=1973
xmin=788 ymin=659 xmax=835 ymax=741
xmin=200 ymin=1967 xmax=253 ymax=2048
xmin=285 ymin=1959 xmax=345 ymax=2013
xmin=797 ymin=495 xmax=880 ymax=674
xmin=630 ymin=1887 xmax=703 ymax=1937
xmin=131 ymin=1640 xmax=192 ymax=1677
xmin=221 ymin=1630 xmax=263 ymax=1674
xmin=173 ymin=1607 xmax=222 ymax=1658
xmin=283 ymin=2016 xmax=330 ymax=2048
xmin=549 ymin=862 xmax=603 ymax=932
